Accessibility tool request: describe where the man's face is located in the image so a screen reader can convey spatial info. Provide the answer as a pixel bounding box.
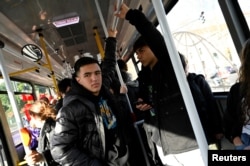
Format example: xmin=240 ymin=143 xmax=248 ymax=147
xmin=75 ymin=63 xmax=102 ymax=96
xmin=135 ymin=46 xmax=157 ymax=68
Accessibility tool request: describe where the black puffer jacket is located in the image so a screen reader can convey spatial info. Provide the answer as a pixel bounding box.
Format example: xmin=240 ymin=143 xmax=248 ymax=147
xmin=51 ymin=37 xmax=129 ymax=166
xmin=38 ymin=118 xmax=60 ymax=166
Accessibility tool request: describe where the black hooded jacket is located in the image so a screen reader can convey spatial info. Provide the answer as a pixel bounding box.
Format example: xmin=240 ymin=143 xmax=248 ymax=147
xmin=51 ymin=37 xmax=129 ymax=166
xmin=187 ymin=73 xmax=223 ymax=144
xmin=126 ymin=9 xmax=198 ymax=156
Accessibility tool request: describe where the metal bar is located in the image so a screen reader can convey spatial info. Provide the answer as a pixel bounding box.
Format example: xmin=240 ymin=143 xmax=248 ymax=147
xmin=94 ymin=0 xmax=108 ymax=38
xmin=38 ymin=33 xmax=59 ymax=95
xmin=0 ymin=95 xmax=19 ymax=165
xmin=93 ymin=27 xmax=105 ymax=59
xmin=0 ymin=42 xmax=31 ymax=157
xmin=112 ymin=0 xmax=127 ymax=92
xmin=0 ymin=67 xmax=38 ymax=78
xmin=3 ymin=45 xmax=52 ymax=75
xmin=152 ymin=1 xmax=207 ymax=165
xmin=0 ymin=42 xmax=23 ymax=131
xmin=94 ymin=1 xmax=150 ymax=165
xmin=112 ymin=0 xmax=124 ymax=30
xmin=218 ymin=0 xmax=250 ymax=53
xmin=35 ymin=34 xmax=65 ymax=61
xmin=3 ymin=44 xmax=62 ymax=80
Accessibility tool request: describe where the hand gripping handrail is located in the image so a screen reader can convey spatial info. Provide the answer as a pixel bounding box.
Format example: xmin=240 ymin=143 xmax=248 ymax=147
xmin=152 ymin=1 xmax=208 ymax=165
xmin=94 ymin=0 xmax=150 ymax=165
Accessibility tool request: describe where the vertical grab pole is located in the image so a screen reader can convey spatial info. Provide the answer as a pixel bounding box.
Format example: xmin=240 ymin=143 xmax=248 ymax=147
xmin=94 ymin=0 xmax=150 ymax=165
xmin=112 ymin=0 xmax=123 ymax=31
xmin=152 ymin=1 xmax=208 ymax=165
xmin=0 ymin=42 xmax=24 ymax=129
xmin=38 ymin=33 xmax=59 ymax=95
xmin=0 ymin=41 xmax=31 ymax=157
xmin=93 ymin=27 xmax=105 ymax=59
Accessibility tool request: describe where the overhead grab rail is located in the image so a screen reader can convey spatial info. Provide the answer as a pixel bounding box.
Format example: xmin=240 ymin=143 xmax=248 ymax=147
xmin=94 ymin=0 xmax=150 ymax=165
xmin=0 ymin=32 xmax=60 ymax=94
xmin=0 ymin=35 xmax=61 ymax=79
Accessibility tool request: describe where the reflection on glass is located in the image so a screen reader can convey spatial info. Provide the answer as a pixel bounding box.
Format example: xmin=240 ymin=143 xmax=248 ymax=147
xmin=165 ymin=0 xmax=241 ymax=92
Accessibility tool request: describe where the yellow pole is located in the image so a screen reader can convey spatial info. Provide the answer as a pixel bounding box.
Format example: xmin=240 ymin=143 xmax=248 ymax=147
xmin=38 ymin=33 xmax=59 ymax=94
xmin=93 ymin=27 xmax=105 ymax=59
xmin=0 ymin=67 xmax=39 ymax=78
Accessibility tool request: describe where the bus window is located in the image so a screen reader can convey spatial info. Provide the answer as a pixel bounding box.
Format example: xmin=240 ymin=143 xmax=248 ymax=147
xmin=12 ymin=80 xmax=33 ymax=93
xmin=127 ymin=58 xmax=141 ymax=81
xmin=238 ymin=0 xmax=250 ymax=28
xmin=160 ymin=0 xmax=241 ymax=92
xmin=34 ymin=84 xmax=54 ymax=102
xmin=0 ymin=79 xmax=34 ymax=145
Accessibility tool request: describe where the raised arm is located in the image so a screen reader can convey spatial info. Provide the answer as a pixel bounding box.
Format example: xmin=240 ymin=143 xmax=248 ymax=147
xmin=102 ymin=29 xmax=118 ymax=87
xmin=115 ymin=3 xmax=168 ymax=62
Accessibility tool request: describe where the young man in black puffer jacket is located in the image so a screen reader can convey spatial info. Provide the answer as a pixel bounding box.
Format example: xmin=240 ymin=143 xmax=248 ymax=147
xmin=51 ymin=29 xmax=129 ymax=166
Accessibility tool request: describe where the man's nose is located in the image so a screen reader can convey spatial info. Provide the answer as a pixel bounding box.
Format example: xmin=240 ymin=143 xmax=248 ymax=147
xmin=91 ymin=74 xmax=98 ymax=80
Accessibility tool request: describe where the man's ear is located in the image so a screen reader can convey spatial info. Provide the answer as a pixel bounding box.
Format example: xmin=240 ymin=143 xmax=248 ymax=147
xmin=75 ymin=76 xmax=80 ymax=83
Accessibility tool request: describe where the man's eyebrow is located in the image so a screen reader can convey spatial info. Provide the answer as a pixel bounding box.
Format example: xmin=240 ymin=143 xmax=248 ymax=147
xmin=83 ymin=70 xmax=101 ymax=75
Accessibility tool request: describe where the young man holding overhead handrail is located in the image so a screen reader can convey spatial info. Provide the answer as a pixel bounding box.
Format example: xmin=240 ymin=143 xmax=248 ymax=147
xmin=116 ymin=3 xmax=204 ymax=166
xmin=50 ymin=29 xmax=130 ymax=166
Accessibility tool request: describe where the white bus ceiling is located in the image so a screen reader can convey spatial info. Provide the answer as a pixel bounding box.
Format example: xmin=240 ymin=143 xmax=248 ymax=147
xmin=0 ymin=0 xmax=174 ymax=86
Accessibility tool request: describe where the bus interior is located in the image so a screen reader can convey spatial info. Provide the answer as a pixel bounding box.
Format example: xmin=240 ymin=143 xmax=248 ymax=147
xmin=0 ymin=0 xmax=249 ymax=165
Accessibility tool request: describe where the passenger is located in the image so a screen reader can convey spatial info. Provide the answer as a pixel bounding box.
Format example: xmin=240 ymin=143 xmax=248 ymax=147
xmin=22 ymin=102 xmax=40 ymax=151
xmin=116 ymin=59 xmax=143 ymax=120
xmin=114 ymin=59 xmax=148 ymax=165
xmin=117 ymin=59 xmax=132 ymax=83
xmin=51 ymin=29 xmax=129 ymax=165
xmin=39 ymin=96 xmax=50 ymax=105
xmin=224 ymin=38 xmax=250 ymax=150
xmin=116 ymin=3 xmax=204 ymax=166
xmin=54 ymin=78 xmax=71 ymax=112
xmin=180 ymin=53 xmax=224 ymax=149
xmin=27 ymin=120 xmax=41 ymax=151
xmin=24 ymin=100 xmax=59 ymax=166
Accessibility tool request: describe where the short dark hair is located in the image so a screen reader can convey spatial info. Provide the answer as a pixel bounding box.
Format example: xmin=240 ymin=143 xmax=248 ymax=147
xmin=73 ymin=57 xmax=100 ymax=76
xmin=117 ymin=59 xmax=127 ymax=71
xmin=179 ymin=53 xmax=187 ymax=70
xmin=58 ymin=78 xmax=71 ymax=93
xmin=133 ymin=36 xmax=148 ymax=52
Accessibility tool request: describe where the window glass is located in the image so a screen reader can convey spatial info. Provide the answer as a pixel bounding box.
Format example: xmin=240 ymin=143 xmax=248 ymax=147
xmin=164 ymin=0 xmax=240 ymax=92
xmin=34 ymin=84 xmax=53 ymax=102
xmin=0 ymin=93 xmax=33 ymax=145
xmin=0 ymin=81 xmax=55 ymax=146
xmin=0 ymin=79 xmax=35 ymax=145
xmin=0 ymin=79 xmax=7 ymax=91
xmin=127 ymin=58 xmax=140 ymax=81
xmin=0 ymin=79 xmax=32 ymax=93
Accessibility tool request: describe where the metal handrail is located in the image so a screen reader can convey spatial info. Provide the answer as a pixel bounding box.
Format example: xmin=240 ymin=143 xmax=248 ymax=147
xmin=152 ymin=1 xmax=208 ymax=165
xmin=94 ymin=0 xmax=150 ymax=165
